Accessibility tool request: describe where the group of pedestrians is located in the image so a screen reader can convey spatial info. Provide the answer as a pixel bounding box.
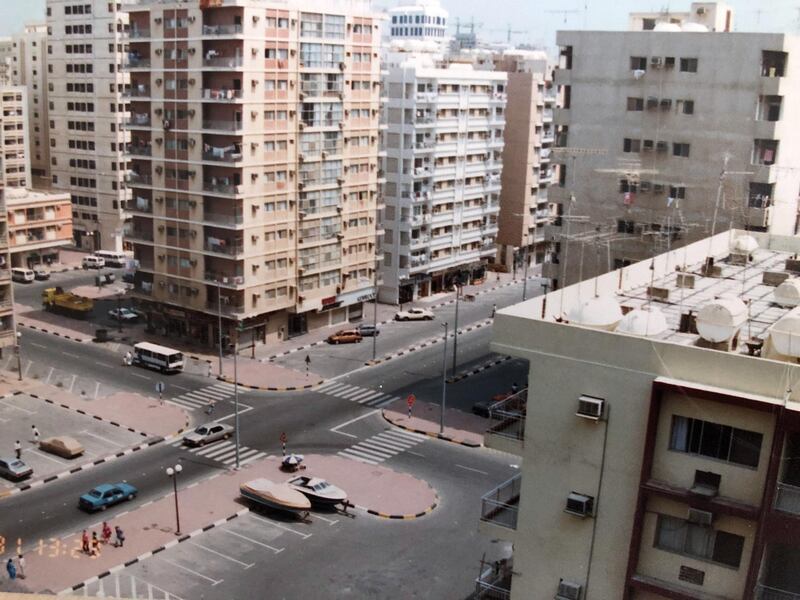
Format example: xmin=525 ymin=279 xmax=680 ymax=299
xmin=80 ymin=522 xmax=125 ymax=557
xmin=5 ymin=554 xmax=25 ymax=580
xmin=13 ymin=425 xmax=41 ymax=460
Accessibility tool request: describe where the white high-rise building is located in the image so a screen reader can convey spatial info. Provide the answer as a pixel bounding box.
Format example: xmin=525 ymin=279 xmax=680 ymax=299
xmin=386 ymin=0 xmax=448 ymax=43
xmin=46 ymin=0 xmax=130 ymax=251
xmin=380 ymin=46 xmax=506 ymax=303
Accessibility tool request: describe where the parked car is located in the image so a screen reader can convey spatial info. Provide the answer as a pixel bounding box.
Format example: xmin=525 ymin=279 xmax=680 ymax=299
xmin=327 ymin=329 xmax=363 ymax=344
xmin=0 ymin=457 xmax=32 ymax=481
xmin=82 ymin=255 xmax=105 ymax=269
xmin=79 ymin=482 xmax=138 ymax=512
xmin=355 ymin=324 xmax=379 ymax=337
xmin=33 ymin=266 xmax=50 ymax=281
xmin=394 ymin=307 xmax=435 ymax=321
xmin=183 ymin=422 xmax=235 ymax=447
xmin=108 ymin=307 xmax=138 ymax=321
xmin=39 ymin=436 xmax=84 ymax=459
xmin=11 ymin=268 xmax=35 ymax=283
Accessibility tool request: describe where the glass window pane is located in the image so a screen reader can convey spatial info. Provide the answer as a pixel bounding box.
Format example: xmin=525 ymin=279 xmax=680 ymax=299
xmin=730 ymin=429 xmax=763 ymax=468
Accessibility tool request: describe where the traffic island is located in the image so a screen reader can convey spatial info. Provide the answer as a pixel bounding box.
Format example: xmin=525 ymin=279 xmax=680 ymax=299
xmin=14 ymin=454 xmax=438 ymax=595
xmin=217 ymin=358 xmax=323 ymax=391
xmin=382 ymin=398 xmax=486 ymax=448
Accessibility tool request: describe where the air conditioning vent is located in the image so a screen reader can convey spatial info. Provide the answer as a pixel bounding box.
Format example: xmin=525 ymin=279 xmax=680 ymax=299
xmin=556 ymin=580 xmax=582 ymax=600
xmin=564 ymin=493 xmax=594 ymax=517
xmin=687 ymin=508 xmax=713 ymax=526
xmin=576 ymin=395 xmax=604 ymax=420
xmin=650 ymin=57 xmax=663 ymax=68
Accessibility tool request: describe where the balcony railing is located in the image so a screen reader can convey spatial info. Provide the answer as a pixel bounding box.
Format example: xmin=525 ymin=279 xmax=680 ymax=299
xmin=202 ymin=149 xmax=242 ymax=163
xmin=202 ymin=24 xmax=243 ymax=36
xmin=202 ymin=56 xmax=243 ymax=68
xmin=126 ymin=56 xmax=151 ymax=68
xmin=204 ymin=240 xmax=244 ymax=256
xmin=474 ymin=558 xmax=513 ymax=600
xmin=127 ymin=172 xmax=152 ymax=186
xmin=203 ymin=181 xmax=240 ymax=195
xmin=480 ymin=475 xmax=521 ymax=530
xmin=201 ymin=120 xmax=243 ymax=132
xmin=127 ymin=145 xmax=152 ymax=157
xmin=775 ymin=482 xmax=800 ymax=515
xmin=757 ymin=585 xmax=800 ymax=600
xmin=129 ymin=29 xmax=151 ymax=39
xmin=204 ymin=272 xmax=244 ymax=286
xmin=206 ymin=300 xmax=245 ymax=315
xmin=202 ymin=211 xmax=244 ymax=225
xmin=202 ymin=88 xmax=243 ymax=101
xmin=125 ymin=86 xmax=151 ymax=98
xmin=487 ymin=389 xmax=527 ymax=441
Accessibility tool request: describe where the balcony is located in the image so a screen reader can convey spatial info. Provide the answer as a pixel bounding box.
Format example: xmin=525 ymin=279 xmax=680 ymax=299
xmin=202 ymin=24 xmax=244 ymax=36
xmin=126 ymin=229 xmax=154 ymax=243
xmin=201 ymin=119 xmax=244 ymax=133
xmin=775 ymin=482 xmax=800 ymax=515
xmin=479 ymin=474 xmax=520 ymax=542
xmin=127 ymin=144 xmax=152 ymax=157
xmin=757 ymin=585 xmax=800 ymax=600
xmin=204 ymin=238 xmax=244 ymax=256
xmin=202 ymin=56 xmax=243 ymax=69
xmin=485 ymin=390 xmax=527 ymax=454
xmin=125 ymin=85 xmax=151 ymax=98
xmin=202 ymin=147 xmax=242 ymax=163
xmin=206 ymin=300 xmax=245 ymax=315
xmin=129 ymin=28 xmax=151 ymax=39
xmin=126 ymin=56 xmax=151 ymax=69
xmin=474 ymin=558 xmax=513 ymax=600
xmin=125 ymin=114 xmax=152 ymax=128
xmin=127 ymin=172 xmax=152 ymax=186
xmin=204 ymin=272 xmax=245 ymax=287
xmin=202 ymin=88 xmax=243 ymax=102
xmin=203 ymin=181 xmax=240 ymax=196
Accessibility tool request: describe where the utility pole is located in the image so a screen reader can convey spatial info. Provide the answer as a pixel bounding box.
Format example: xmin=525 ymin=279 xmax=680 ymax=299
xmin=233 ymin=325 xmax=241 ymax=470
xmin=371 ymin=268 xmax=379 ymax=361
xmin=451 ymin=284 xmax=460 ymax=377
xmin=522 ymin=246 xmax=530 ymax=301
xmin=216 ymin=280 xmax=223 ymax=377
xmin=440 ymin=322 xmax=448 ymax=435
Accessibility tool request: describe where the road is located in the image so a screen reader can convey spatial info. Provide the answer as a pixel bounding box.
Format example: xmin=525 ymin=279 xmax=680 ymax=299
xmin=0 ymin=273 xmax=533 ymax=598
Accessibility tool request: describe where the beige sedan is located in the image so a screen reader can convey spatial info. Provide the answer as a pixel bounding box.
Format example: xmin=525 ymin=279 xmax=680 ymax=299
xmin=39 ymin=436 xmax=84 ymax=459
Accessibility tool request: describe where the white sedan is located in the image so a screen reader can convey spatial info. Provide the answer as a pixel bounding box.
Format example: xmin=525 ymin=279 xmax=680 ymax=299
xmin=108 ymin=307 xmax=139 ymax=321
xmin=394 ymin=307 xmax=435 ymax=321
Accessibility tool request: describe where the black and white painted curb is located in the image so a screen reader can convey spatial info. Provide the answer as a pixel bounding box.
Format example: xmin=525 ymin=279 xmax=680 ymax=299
xmin=17 ymin=321 xmax=91 ymax=343
xmin=447 ymin=355 xmax=513 ymax=383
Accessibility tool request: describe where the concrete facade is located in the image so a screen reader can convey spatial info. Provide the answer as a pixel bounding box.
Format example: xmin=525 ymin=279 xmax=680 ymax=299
xmin=379 ymin=51 xmax=506 ymax=304
xmin=46 ymin=0 xmax=130 ymax=252
xmin=547 ymin=2 xmax=800 ymax=288
xmin=0 ymin=86 xmax=31 ymax=189
xmin=484 ymin=229 xmax=800 ymax=600
xmin=121 ymin=0 xmax=382 ymax=347
xmin=5 ymin=187 xmax=73 ymax=267
xmin=0 ymin=188 xmax=17 ymax=352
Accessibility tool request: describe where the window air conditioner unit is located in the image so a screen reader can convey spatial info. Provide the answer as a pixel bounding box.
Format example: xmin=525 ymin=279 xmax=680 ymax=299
xmin=650 ymin=56 xmax=663 ymax=68
xmin=656 ymin=141 xmax=668 ymax=153
xmin=642 ymin=140 xmax=654 ymax=152
xmin=687 ymin=508 xmax=713 ymax=526
xmin=564 ymin=493 xmax=594 ymax=517
xmin=653 ymin=183 xmax=665 ymax=193
xmin=646 ymin=96 xmax=658 ymax=109
xmin=154 ymin=17 xmax=162 ymax=24
xmin=660 ymin=98 xmax=672 ymax=110
xmin=576 ymin=395 xmax=604 ymax=420
xmin=555 ymin=580 xmax=583 ymax=600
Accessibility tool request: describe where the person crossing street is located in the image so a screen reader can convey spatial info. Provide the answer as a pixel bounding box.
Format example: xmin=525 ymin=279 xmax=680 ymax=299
xmin=31 ymin=425 xmax=39 ymax=445
xmin=14 ymin=440 xmax=21 ymax=460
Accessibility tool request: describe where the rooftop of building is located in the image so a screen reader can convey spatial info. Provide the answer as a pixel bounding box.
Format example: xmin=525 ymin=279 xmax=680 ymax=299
xmin=3 ymin=187 xmax=71 ymax=206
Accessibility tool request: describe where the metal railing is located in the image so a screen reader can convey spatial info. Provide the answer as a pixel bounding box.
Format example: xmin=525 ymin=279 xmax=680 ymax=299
xmin=487 ymin=390 xmax=527 ymax=442
xmin=474 ymin=558 xmax=513 ymax=600
xmin=127 ymin=57 xmax=151 ymax=68
xmin=202 ymin=88 xmax=243 ymax=101
xmin=480 ymin=474 xmax=521 ymax=530
xmin=202 ymin=56 xmax=243 ymax=68
xmin=204 ymin=272 xmax=244 ymax=285
xmin=201 ymin=120 xmax=243 ymax=132
xmin=757 ymin=585 xmax=800 ymax=600
xmin=127 ymin=145 xmax=152 ymax=157
xmin=129 ymin=29 xmax=151 ymax=39
xmin=203 ymin=181 xmax=240 ymax=195
xmin=204 ymin=240 xmax=244 ymax=256
xmin=202 ymin=149 xmax=242 ymax=163
xmin=202 ymin=211 xmax=244 ymax=225
xmin=124 ymin=86 xmax=151 ymax=98
xmin=202 ymin=24 xmax=243 ymax=36
xmin=775 ymin=482 xmax=800 ymax=515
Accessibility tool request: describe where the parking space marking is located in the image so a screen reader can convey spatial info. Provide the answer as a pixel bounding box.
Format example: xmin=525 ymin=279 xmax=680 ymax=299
xmin=80 ymin=430 xmax=123 ymax=447
xmin=187 ymin=540 xmax=255 ymax=569
xmin=248 ymin=513 xmax=312 ymax=539
xmin=25 ymin=447 xmax=67 ymax=465
xmin=45 ymin=367 xmax=54 ymax=384
xmin=313 ymin=514 xmax=339 ymax=526
xmin=160 ymin=558 xmax=224 ymax=586
xmin=219 ymin=527 xmax=284 ymax=554
xmin=0 ymin=398 xmax=36 ymax=414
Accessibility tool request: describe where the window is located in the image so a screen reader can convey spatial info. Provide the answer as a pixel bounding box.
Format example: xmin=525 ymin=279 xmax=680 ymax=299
xmin=655 ymin=514 xmax=744 ymax=568
xmin=669 ymin=415 xmax=763 ymax=468
xmin=677 ymin=99 xmax=695 ymax=115
xmin=630 ymin=56 xmax=647 ymax=71
xmin=627 ymin=97 xmax=644 ymax=111
xmin=623 ymin=138 xmax=641 ymax=153
xmin=673 ymin=143 xmax=691 ymax=158
xmin=680 ymin=58 xmax=698 ymax=73
xmin=669 ymin=186 xmax=686 ymax=199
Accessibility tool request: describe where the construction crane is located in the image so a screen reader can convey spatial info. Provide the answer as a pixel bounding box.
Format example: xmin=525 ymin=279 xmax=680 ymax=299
xmin=485 ymin=25 xmax=529 ymax=43
xmin=453 ymin=17 xmax=482 ymax=36
xmin=545 ymin=9 xmax=582 ymax=25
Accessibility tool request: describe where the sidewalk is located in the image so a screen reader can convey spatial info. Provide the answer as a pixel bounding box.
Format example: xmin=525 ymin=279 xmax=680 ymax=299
xmin=382 ymin=398 xmax=487 ymax=448
xmin=218 ymin=358 xmax=322 ymax=391
xmin=18 ymin=454 xmax=437 ymax=595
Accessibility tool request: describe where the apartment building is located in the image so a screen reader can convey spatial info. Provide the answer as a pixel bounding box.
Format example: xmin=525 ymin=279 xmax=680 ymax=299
xmin=5 ymin=187 xmax=72 ymax=268
xmin=47 ymin=0 xmax=130 ymax=251
xmin=122 ymin=0 xmax=382 ymax=347
xmin=0 ymin=187 xmax=17 ymax=353
xmin=0 ymin=86 xmax=31 ymax=189
xmin=379 ymin=50 xmax=506 ymax=303
xmin=481 ymin=229 xmax=800 ymax=599
xmin=0 ymin=39 xmax=14 ymax=85
xmin=547 ymin=1 xmax=800 ymax=288
xmin=386 ymin=0 xmax=448 ymax=42
xmin=493 ymin=49 xmax=556 ymax=275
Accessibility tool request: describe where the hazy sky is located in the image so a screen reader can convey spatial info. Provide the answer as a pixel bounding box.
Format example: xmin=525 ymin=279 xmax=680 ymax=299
xmin=1 ymin=0 xmax=799 ymax=44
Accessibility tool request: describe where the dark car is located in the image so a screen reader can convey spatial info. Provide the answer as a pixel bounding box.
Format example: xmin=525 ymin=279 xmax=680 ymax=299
xmin=356 ymin=324 xmax=379 ymax=337
xmin=472 ymin=398 xmax=502 ymax=418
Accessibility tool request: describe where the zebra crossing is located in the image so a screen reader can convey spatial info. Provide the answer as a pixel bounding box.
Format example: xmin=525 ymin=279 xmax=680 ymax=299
xmin=165 ymin=383 xmax=236 ymax=412
xmin=338 ymin=428 xmax=426 ymax=465
xmin=170 ymin=437 xmax=268 ymax=467
xmin=316 ymin=380 xmax=399 ymax=408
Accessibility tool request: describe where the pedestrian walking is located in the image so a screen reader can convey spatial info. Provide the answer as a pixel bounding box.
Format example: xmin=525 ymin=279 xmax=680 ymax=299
xmin=16 ymin=554 xmax=25 ymax=579
xmin=491 ymin=303 xmax=497 ymax=318
xmin=123 ymin=351 xmax=132 ymax=366
xmin=14 ymin=440 xmax=21 ymax=460
xmin=114 ymin=526 xmax=125 ymax=548
xmin=101 ymin=521 xmax=112 ymax=545
xmin=31 ymin=425 xmax=40 ymax=445
xmin=90 ymin=532 xmax=100 ymax=556
xmin=81 ymin=529 xmax=90 ymax=554
xmin=5 ymin=558 xmax=15 ymax=580
xmin=205 ymin=399 xmax=215 ymax=415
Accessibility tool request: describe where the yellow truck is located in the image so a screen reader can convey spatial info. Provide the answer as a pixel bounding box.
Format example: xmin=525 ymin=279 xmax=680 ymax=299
xmin=42 ymin=287 xmax=94 ymax=319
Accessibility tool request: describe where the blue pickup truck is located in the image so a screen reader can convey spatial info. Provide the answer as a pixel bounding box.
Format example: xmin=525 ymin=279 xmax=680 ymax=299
xmin=79 ymin=482 xmax=138 ymax=512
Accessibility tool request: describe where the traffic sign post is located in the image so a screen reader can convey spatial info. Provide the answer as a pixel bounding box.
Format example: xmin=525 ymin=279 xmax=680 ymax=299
xmin=304 ymin=354 xmax=310 ymax=377
xmin=407 ymin=393 xmax=416 ymax=419
xmin=155 ymin=381 xmax=166 ymax=405
xmin=280 ymin=432 xmax=287 ymax=456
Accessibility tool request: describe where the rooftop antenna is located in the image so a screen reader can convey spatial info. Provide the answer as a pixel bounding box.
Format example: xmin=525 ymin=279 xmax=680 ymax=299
xmin=545 ymin=9 xmax=582 ymax=25
xmin=706 ymin=153 xmax=753 ymax=270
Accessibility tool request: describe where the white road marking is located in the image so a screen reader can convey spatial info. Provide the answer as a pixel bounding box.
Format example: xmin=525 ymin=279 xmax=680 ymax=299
xmin=312 ymin=514 xmax=339 ymax=526
xmin=337 ymin=451 xmax=377 ymax=465
xmin=187 ymin=541 xmax=255 ymax=569
xmin=220 ymin=527 xmax=284 ymax=554
xmin=45 ymin=367 xmax=54 ymax=385
xmin=25 ymin=448 xmax=67 ymax=465
xmin=160 ymin=558 xmax=224 ymax=586
xmin=249 ymin=513 xmax=312 ymax=539
xmin=61 ymin=351 xmax=81 ymax=358
xmin=215 ymin=405 xmax=254 ymax=421
xmin=129 ymin=372 xmax=151 ymax=380
xmin=455 ymin=464 xmax=489 ymax=475
xmin=79 ymin=430 xmax=123 ymax=447
xmin=30 ymin=342 xmax=47 ymax=349
xmin=329 ymin=409 xmax=379 ymax=437
xmin=67 ymin=374 xmax=76 ymax=393
xmin=0 ymin=398 xmax=36 ymax=414
xmin=239 ymin=451 xmax=267 ymax=466
xmin=173 ymin=385 xmax=190 ymax=392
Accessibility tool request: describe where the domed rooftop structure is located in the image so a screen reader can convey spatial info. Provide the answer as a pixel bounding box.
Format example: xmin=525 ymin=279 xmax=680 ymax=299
xmin=617 ymin=307 xmax=669 ymax=337
xmin=566 ymin=296 xmax=623 ymax=331
xmin=653 ymin=22 xmax=682 ymax=32
xmin=696 ymin=297 xmax=747 ymax=343
xmin=768 ymin=309 xmax=800 ymax=357
xmin=730 ymin=234 xmax=759 ymax=255
xmin=774 ymin=279 xmax=800 ymax=308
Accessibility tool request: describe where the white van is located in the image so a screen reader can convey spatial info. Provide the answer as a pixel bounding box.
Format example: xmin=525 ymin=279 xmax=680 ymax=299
xmin=93 ymin=251 xmax=127 ymax=268
xmin=11 ymin=268 xmax=35 ymax=283
xmin=82 ymin=255 xmax=105 ymax=269
xmin=132 ymin=342 xmax=184 ymax=373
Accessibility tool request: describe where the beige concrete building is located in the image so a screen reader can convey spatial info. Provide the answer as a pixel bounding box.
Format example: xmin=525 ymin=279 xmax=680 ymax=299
xmin=46 ymin=0 xmax=130 ymax=251
xmin=493 ymin=49 xmax=556 ymax=275
xmin=122 ymin=0 xmax=382 ymax=346
xmin=0 ymin=187 xmax=17 ymax=353
xmin=0 ymin=38 xmax=15 ymax=85
xmin=0 ymin=86 xmax=31 ymax=189
xmin=6 ymin=187 xmax=73 ymax=267
xmin=379 ymin=49 xmax=506 ymax=303
xmin=547 ymin=2 xmax=800 ymax=289
xmin=481 ymin=229 xmax=800 ymax=599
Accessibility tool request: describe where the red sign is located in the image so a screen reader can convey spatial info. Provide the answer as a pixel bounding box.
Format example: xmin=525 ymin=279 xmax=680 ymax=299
xmin=407 ymin=394 xmax=416 ymax=407
xmin=280 ymin=432 xmax=287 ymax=444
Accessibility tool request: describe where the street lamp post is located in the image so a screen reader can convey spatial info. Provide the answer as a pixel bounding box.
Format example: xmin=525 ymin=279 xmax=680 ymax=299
xmin=522 ymin=246 xmax=530 ymax=301
xmin=15 ymin=331 xmax=21 ymax=382
xmin=166 ymin=464 xmax=183 ymax=535
xmin=216 ymin=281 xmax=223 ymax=377
xmin=440 ymin=321 xmax=448 ymax=435
xmin=232 ymin=328 xmax=241 ymax=470
xmin=451 ymin=284 xmax=460 ymax=377
xmin=116 ymin=294 xmax=123 ymax=333
xmin=371 ymin=269 xmax=379 ymax=361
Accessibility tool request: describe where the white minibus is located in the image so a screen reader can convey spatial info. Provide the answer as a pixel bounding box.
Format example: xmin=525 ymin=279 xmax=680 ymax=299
xmin=132 ymin=342 xmax=184 ymax=373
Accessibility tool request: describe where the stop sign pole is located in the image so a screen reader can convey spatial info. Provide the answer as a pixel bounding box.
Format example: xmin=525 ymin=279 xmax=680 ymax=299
xmin=407 ymin=394 xmax=416 ymax=419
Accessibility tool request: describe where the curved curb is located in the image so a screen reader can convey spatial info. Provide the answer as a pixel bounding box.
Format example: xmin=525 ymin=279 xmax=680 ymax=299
xmin=382 ymin=409 xmax=483 ymax=448
xmin=447 ymin=355 xmax=512 ymax=384
xmin=17 ymin=321 xmax=91 ymax=343
xmin=216 ymin=375 xmax=324 ymax=392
